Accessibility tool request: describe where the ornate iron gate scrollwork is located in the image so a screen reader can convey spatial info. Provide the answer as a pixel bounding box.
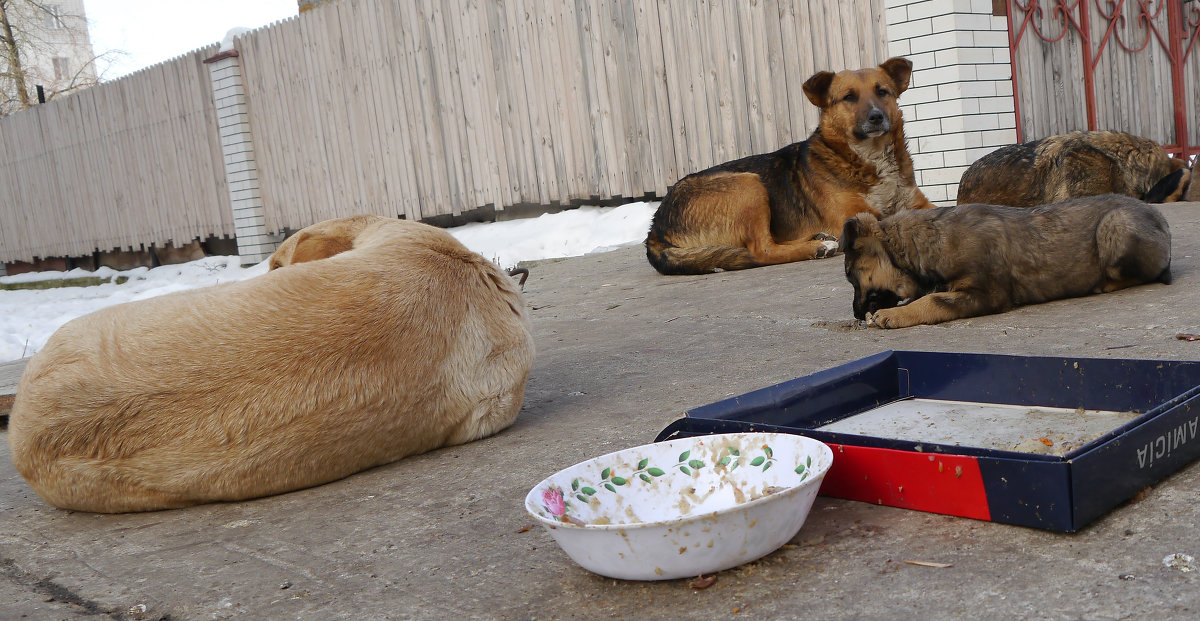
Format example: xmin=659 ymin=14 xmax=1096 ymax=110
xmin=1007 ymin=0 xmax=1200 ymax=157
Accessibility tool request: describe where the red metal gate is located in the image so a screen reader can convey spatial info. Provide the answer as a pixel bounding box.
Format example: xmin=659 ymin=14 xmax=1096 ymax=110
xmin=1007 ymin=0 xmax=1200 ymax=158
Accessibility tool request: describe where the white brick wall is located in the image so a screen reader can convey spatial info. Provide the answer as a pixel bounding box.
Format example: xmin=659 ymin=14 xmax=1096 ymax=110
xmin=206 ymin=54 xmax=280 ymax=265
xmin=886 ymin=0 xmax=1017 ymax=205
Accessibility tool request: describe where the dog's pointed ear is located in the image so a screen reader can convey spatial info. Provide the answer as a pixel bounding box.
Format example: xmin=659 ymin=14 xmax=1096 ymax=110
xmin=839 ymin=214 xmax=879 ymax=253
xmin=290 ymin=230 xmax=354 ymax=265
xmin=1144 ymin=168 xmax=1189 ymax=203
xmin=879 ymin=57 xmax=913 ymax=94
xmin=269 ymin=230 xmax=355 ymax=270
xmin=269 ymin=232 xmax=303 ymax=270
xmin=837 ymin=220 xmax=856 ymax=254
xmin=803 ymin=71 xmax=836 ymax=107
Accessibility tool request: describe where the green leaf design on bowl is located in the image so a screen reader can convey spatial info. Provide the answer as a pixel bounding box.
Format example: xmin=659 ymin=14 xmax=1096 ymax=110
xmin=550 ymin=439 xmax=819 ymax=521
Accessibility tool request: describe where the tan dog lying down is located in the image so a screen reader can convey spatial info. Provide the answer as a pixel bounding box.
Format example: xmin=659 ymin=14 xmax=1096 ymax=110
xmin=8 ymin=215 xmax=535 ymax=512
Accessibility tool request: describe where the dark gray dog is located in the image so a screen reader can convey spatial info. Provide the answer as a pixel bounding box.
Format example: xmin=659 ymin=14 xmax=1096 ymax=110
xmin=839 ymin=194 xmax=1172 ymax=328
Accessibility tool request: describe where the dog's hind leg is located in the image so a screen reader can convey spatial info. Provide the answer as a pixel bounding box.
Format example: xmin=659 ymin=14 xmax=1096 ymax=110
xmin=721 ymin=172 xmax=846 ymax=264
xmin=28 ymin=460 xmax=199 ymax=513
xmin=747 ymin=235 xmax=841 ymax=263
xmin=740 ymin=192 xmax=839 ymax=263
xmin=660 ymin=172 xmax=838 ymax=269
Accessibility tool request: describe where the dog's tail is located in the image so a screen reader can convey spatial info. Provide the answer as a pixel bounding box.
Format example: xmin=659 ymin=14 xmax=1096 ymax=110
xmin=1143 ymin=168 xmax=1190 ymax=203
xmin=644 ymin=234 xmax=759 ymax=275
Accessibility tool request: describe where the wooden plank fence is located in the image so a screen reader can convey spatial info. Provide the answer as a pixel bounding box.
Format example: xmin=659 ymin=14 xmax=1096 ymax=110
xmin=0 ymin=48 xmax=232 ymax=263
xmin=0 ymin=0 xmax=888 ymax=264
xmin=238 ymin=0 xmax=889 ymax=235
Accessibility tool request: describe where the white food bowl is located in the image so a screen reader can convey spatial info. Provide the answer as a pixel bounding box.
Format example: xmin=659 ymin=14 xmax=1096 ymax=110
xmin=524 ymin=432 xmax=834 ymax=580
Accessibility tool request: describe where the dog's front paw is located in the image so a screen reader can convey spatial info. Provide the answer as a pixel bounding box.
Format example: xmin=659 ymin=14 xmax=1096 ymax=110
xmin=811 ymin=232 xmax=837 ymax=242
xmin=866 ymin=308 xmax=905 ymax=329
xmin=814 ymin=239 xmax=839 ymax=258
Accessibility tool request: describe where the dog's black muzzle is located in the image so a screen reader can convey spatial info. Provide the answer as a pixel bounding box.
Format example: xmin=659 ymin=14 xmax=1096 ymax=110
xmin=854 ymin=106 xmax=891 ymax=140
xmin=853 ymin=288 xmax=902 ymax=320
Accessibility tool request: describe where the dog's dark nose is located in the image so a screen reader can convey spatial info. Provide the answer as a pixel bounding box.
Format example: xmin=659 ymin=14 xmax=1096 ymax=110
xmin=867 ymin=108 xmax=886 ymax=126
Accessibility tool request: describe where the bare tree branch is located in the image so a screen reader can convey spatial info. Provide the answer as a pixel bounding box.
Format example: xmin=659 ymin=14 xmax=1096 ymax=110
xmin=0 ymin=0 xmax=34 ymax=110
xmin=0 ymin=0 xmax=112 ymax=116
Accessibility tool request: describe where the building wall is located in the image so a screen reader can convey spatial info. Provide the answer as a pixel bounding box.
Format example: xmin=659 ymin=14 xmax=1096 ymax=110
xmin=3 ymin=0 xmax=98 ymax=108
xmin=885 ymin=0 xmax=1017 ymax=205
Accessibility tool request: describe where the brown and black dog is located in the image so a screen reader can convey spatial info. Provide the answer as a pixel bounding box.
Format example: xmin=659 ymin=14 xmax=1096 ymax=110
xmin=8 ymin=215 xmax=535 ymax=512
xmin=957 ymin=131 xmax=1191 ymax=207
xmin=839 ymin=194 xmax=1171 ymax=329
xmin=645 ymin=57 xmax=935 ymax=275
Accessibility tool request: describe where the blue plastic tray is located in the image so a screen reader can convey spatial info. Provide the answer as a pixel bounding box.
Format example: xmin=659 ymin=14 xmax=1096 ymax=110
xmin=657 ymin=351 xmax=1200 ymax=532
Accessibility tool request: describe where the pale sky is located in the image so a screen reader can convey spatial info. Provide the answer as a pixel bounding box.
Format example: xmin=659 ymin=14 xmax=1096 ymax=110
xmin=81 ymin=0 xmax=298 ymax=80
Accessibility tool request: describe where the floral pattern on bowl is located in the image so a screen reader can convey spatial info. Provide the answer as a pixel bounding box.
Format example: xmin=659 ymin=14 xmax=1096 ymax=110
xmin=524 ymin=432 xmax=834 ymax=580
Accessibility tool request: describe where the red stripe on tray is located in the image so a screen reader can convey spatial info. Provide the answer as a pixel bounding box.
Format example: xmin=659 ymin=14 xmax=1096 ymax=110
xmin=818 ymin=444 xmax=991 ymax=521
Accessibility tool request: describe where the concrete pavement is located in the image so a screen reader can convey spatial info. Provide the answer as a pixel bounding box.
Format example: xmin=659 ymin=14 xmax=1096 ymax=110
xmin=3 ymin=203 xmax=1200 ymax=619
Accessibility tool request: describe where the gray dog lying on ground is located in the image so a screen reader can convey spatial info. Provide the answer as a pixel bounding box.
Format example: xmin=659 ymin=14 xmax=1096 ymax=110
xmin=839 ymin=194 xmax=1172 ymax=328
xmin=8 ymin=215 xmax=535 ymax=512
